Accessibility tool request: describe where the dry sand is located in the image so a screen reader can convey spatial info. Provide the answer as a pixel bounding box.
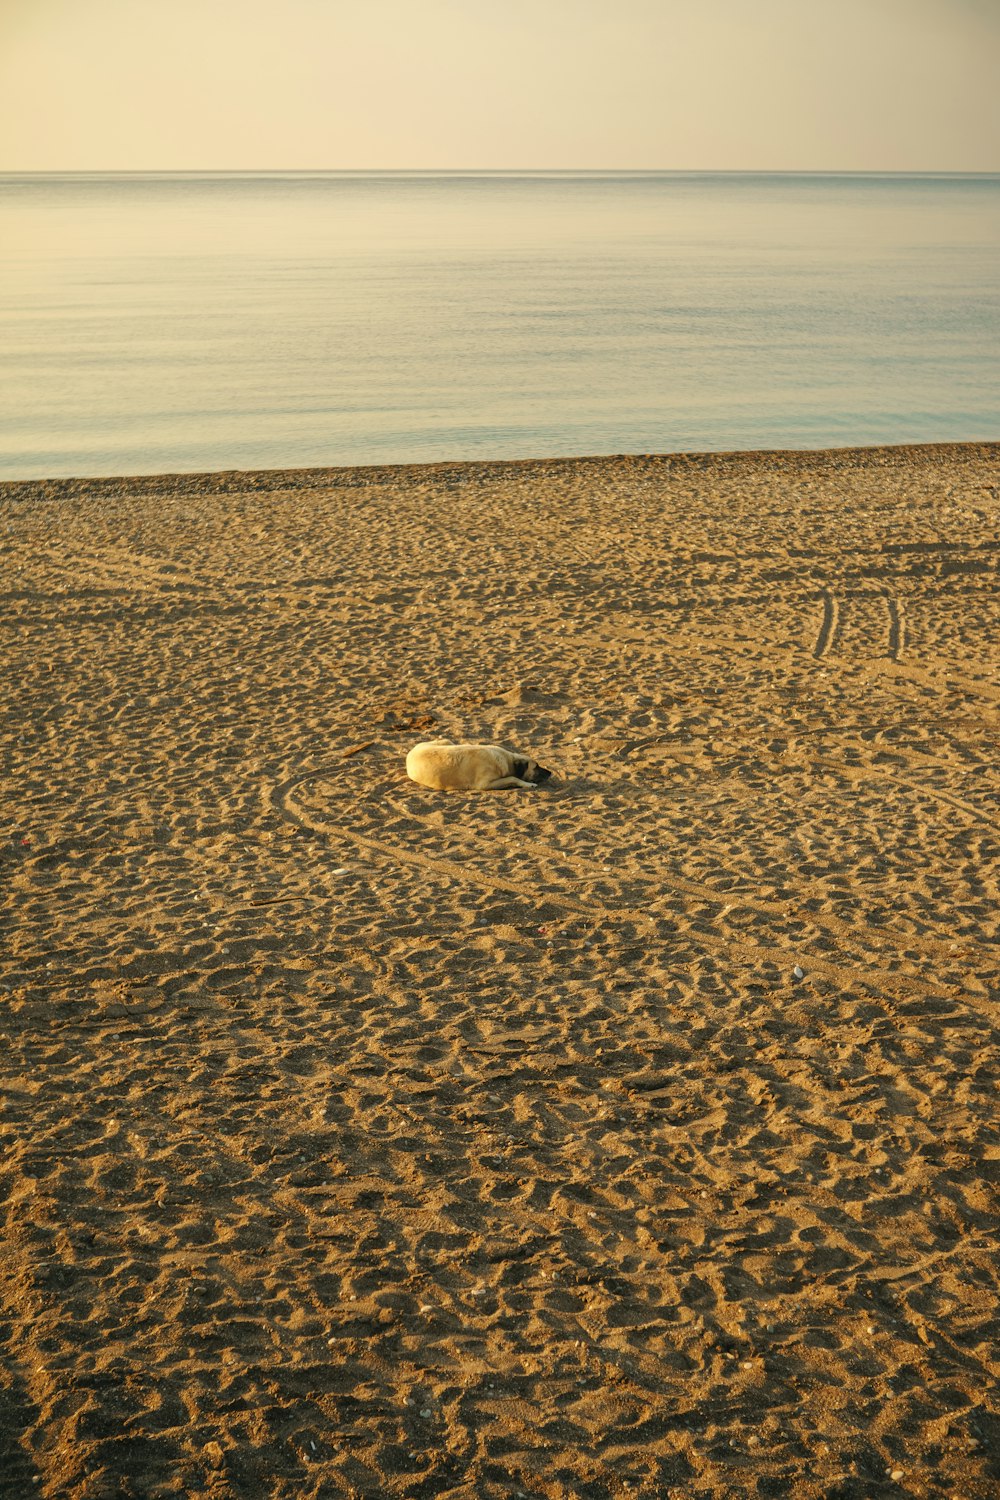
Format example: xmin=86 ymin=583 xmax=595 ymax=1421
xmin=1 ymin=443 xmax=999 ymax=1499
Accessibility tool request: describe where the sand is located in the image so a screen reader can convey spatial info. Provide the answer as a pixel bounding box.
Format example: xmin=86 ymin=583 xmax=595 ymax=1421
xmin=1 ymin=442 xmax=998 ymax=1499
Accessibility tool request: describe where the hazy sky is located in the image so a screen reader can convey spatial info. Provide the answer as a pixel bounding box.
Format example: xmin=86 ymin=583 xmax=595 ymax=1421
xmin=1 ymin=0 xmax=997 ymax=171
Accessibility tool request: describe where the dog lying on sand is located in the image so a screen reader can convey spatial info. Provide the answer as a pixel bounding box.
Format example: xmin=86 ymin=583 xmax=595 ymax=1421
xmin=406 ymin=741 xmax=553 ymax=791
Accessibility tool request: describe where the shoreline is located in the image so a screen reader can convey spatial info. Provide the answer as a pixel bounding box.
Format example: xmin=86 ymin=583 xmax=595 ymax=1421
xmin=2 ymin=436 xmax=998 ymax=500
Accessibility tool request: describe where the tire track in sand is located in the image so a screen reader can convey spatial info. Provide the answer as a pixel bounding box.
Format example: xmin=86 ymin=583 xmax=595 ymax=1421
xmin=886 ymin=593 xmax=906 ymax=661
xmin=813 ymin=589 xmax=839 ymax=658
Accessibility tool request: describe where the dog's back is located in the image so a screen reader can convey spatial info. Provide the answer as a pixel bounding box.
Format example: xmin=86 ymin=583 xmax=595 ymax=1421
xmin=406 ymin=741 xmax=550 ymax=791
xmin=406 ymin=741 xmax=508 ymax=790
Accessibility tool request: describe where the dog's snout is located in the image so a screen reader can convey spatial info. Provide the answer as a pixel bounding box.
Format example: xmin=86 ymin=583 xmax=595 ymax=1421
xmin=531 ymin=764 xmax=553 ymax=784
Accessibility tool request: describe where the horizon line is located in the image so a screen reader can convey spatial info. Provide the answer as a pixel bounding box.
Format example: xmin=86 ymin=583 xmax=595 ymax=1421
xmin=3 ymin=166 xmax=999 ymax=178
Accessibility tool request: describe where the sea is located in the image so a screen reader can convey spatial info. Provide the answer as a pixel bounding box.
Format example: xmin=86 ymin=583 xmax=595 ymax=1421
xmin=1 ymin=171 xmax=998 ymax=481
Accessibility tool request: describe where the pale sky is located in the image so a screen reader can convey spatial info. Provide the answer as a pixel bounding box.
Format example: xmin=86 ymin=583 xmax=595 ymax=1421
xmin=0 ymin=0 xmax=997 ymax=172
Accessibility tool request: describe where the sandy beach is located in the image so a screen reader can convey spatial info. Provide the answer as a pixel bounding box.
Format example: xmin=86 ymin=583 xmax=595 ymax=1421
xmin=2 ymin=442 xmax=999 ymax=1498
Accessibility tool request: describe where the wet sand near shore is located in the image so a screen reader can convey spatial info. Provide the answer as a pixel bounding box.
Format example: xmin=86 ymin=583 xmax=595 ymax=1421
xmin=1 ymin=443 xmax=999 ymax=1498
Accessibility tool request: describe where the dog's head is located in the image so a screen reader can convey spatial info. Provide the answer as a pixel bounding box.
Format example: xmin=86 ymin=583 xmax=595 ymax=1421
xmin=512 ymin=756 xmax=553 ymax=784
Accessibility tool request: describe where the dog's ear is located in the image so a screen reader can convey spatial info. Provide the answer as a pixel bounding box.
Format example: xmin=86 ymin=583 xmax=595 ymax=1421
xmin=512 ymin=756 xmax=529 ymax=779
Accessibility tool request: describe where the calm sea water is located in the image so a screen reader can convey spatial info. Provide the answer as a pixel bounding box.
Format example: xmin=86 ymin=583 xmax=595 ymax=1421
xmin=1 ymin=171 xmax=998 ymax=480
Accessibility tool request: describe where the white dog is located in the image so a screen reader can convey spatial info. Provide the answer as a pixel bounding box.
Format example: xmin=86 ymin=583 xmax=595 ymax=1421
xmin=406 ymin=741 xmax=552 ymax=791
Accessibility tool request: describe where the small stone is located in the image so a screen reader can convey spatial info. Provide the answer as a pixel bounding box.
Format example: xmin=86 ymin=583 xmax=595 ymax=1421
xmin=420 ymin=1408 xmax=432 ymax=1419
xmin=793 ymin=965 xmax=805 ymax=980
xmin=890 ymin=1472 xmax=904 ymax=1483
